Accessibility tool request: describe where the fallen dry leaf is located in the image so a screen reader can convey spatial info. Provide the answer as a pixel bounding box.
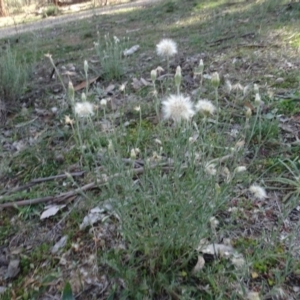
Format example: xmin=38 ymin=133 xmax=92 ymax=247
xmin=131 ymin=78 xmax=151 ymax=90
xmin=40 ymin=204 xmax=66 ymax=220
xmin=6 ymin=259 xmax=20 ymax=279
xmin=51 ymin=235 xmax=68 ymax=254
xmin=193 ymin=255 xmax=205 ymax=273
xmin=131 ymin=78 xmax=143 ymax=90
xmin=74 ymin=75 xmax=100 ymax=91
xmin=123 ymin=45 xmax=140 ymax=56
xmin=79 ymin=207 xmax=105 ymax=230
xmin=140 ymin=77 xmax=152 ymax=86
xmin=105 ymin=84 xmax=115 ymax=94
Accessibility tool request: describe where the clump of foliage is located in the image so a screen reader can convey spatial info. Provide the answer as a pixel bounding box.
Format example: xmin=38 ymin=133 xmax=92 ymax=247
xmin=0 ymin=47 xmax=30 ymax=108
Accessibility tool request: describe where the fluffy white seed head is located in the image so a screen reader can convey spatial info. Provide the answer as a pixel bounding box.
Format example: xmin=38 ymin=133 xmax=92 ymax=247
xmin=235 ymin=166 xmax=247 ymax=173
xmin=249 ymin=184 xmax=267 ymax=200
xmin=100 ymin=99 xmax=107 ymax=107
xmin=156 ymin=39 xmax=178 ymax=58
xmin=195 ymin=99 xmax=216 ymax=116
xmin=209 ymin=216 xmax=219 ymax=230
xmin=74 ymin=102 xmax=94 ymax=118
xmin=162 ymin=94 xmax=195 ymax=122
xmin=205 ymin=163 xmax=217 ymax=176
xmin=231 ymin=256 xmax=246 ymax=268
xmin=247 ymin=291 xmax=260 ymax=300
xmin=51 ymin=107 xmax=58 ymax=114
xmin=113 ymin=36 xmax=120 ymax=44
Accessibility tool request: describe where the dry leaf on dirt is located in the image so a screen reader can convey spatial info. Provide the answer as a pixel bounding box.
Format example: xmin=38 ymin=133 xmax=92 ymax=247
xmin=79 ymin=207 xmax=106 ymax=230
xmin=200 ymin=243 xmax=234 ymax=257
xmin=74 ymin=76 xmax=100 ymax=91
xmin=197 ymin=241 xmax=245 ymax=268
xmin=247 ymin=291 xmax=261 ymax=300
xmin=131 ymin=77 xmax=151 ymax=90
xmin=6 ymin=259 xmax=20 ymax=279
xmin=123 ymin=45 xmax=140 ymax=56
xmin=79 ymin=201 xmax=117 ymax=230
xmin=40 ymin=204 xmax=66 ymax=220
xmin=51 ymin=235 xmax=68 ymax=254
xmin=35 ymin=108 xmax=52 ymax=116
xmin=140 ymin=77 xmax=152 ymax=86
xmin=61 ymin=71 xmax=77 ymax=76
xmin=11 ymin=140 xmax=26 ymax=152
xmin=105 ymin=84 xmax=115 ymax=94
xmin=131 ymin=78 xmax=143 ymax=90
xmin=193 ymin=255 xmax=205 ymax=273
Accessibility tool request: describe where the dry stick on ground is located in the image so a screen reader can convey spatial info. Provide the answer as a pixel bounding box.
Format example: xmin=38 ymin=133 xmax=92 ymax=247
xmin=209 ymin=32 xmax=255 ymax=46
xmin=0 ymin=157 xmax=145 ymax=197
xmin=0 ymin=171 xmax=85 ymax=196
xmin=0 ymin=164 xmax=173 ymax=209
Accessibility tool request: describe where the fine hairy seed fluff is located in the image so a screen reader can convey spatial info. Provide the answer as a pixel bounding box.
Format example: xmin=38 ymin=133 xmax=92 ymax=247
xmin=74 ymin=102 xmax=94 ymax=118
xmin=249 ymin=184 xmax=267 ymax=200
xmin=162 ymin=94 xmax=195 ymax=122
xmin=156 ymin=39 xmax=177 ymax=58
xmin=195 ymin=99 xmax=216 ymax=116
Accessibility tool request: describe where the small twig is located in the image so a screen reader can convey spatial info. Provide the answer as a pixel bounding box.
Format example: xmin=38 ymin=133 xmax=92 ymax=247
xmin=49 ymin=60 xmax=63 ymax=80
xmin=210 ymin=35 xmax=236 ymax=45
xmin=237 ymin=43 xmax=268 ymax=48
xmin=0 ymin=164 xmax=172 ymax=209
xmin=209 ymin=32 xmax=255 ymax=46
xmin=32 ymin=171 xmax=85 ymax=183
xmin=207 ymin=153 xmax=234 ymax=165
xmin=157 ymin=73 xmax=175 ymax=81
xmin=0 ymin=171 xmax=85 ymax=196
xmin=97 ymin=153 xmax=145 ymax=167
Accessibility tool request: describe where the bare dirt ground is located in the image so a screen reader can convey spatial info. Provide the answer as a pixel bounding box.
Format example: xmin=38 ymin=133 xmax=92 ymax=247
xmin=0 ymin=0 xmax=162 ymax=39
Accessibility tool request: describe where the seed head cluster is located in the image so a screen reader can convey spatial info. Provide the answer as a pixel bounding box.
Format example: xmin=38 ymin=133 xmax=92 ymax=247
xmin=74 ymin=102 xmax=94 ymax=118
xmin=156 ymin=39 xmax=178 ymax=59
xmin=195 ymin=99 xmax=216 ymax=116
xmin=162 ymin=94 xmax=194 ymax=122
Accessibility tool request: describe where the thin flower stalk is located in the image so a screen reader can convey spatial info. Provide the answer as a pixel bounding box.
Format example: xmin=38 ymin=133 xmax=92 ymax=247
xmin=84 ymin=60 xmax=89 ymax=96
xmin=45 ymin=53 xmax=66 ymax=94
xmin=211 ymin=72 xmax=220 ymax=122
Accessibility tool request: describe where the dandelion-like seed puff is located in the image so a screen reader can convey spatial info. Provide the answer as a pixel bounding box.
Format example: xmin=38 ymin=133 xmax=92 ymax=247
xmin=156 ymin=39 xmax=177 ymax=59
xmin=249 ymin=184 xmax=267 ymax=200
xmin=74 ymin=102 xmax=94 ymax=118
xmin=162 ymin=94 xmax=195 ymax=122
xmin=195 ymin=99 xmax=216 ymax=117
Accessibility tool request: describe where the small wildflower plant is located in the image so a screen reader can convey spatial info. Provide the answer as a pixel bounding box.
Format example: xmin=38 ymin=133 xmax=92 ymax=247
xmin=0 ymin=46 xmax=30 ymax=105
xmin=20 ymin=31 xmax=297 ymax=299
xmin=56 ymin=42 xmax=283 ymax=297
xmin=94 ymin=32 xmax=128 ymax=81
